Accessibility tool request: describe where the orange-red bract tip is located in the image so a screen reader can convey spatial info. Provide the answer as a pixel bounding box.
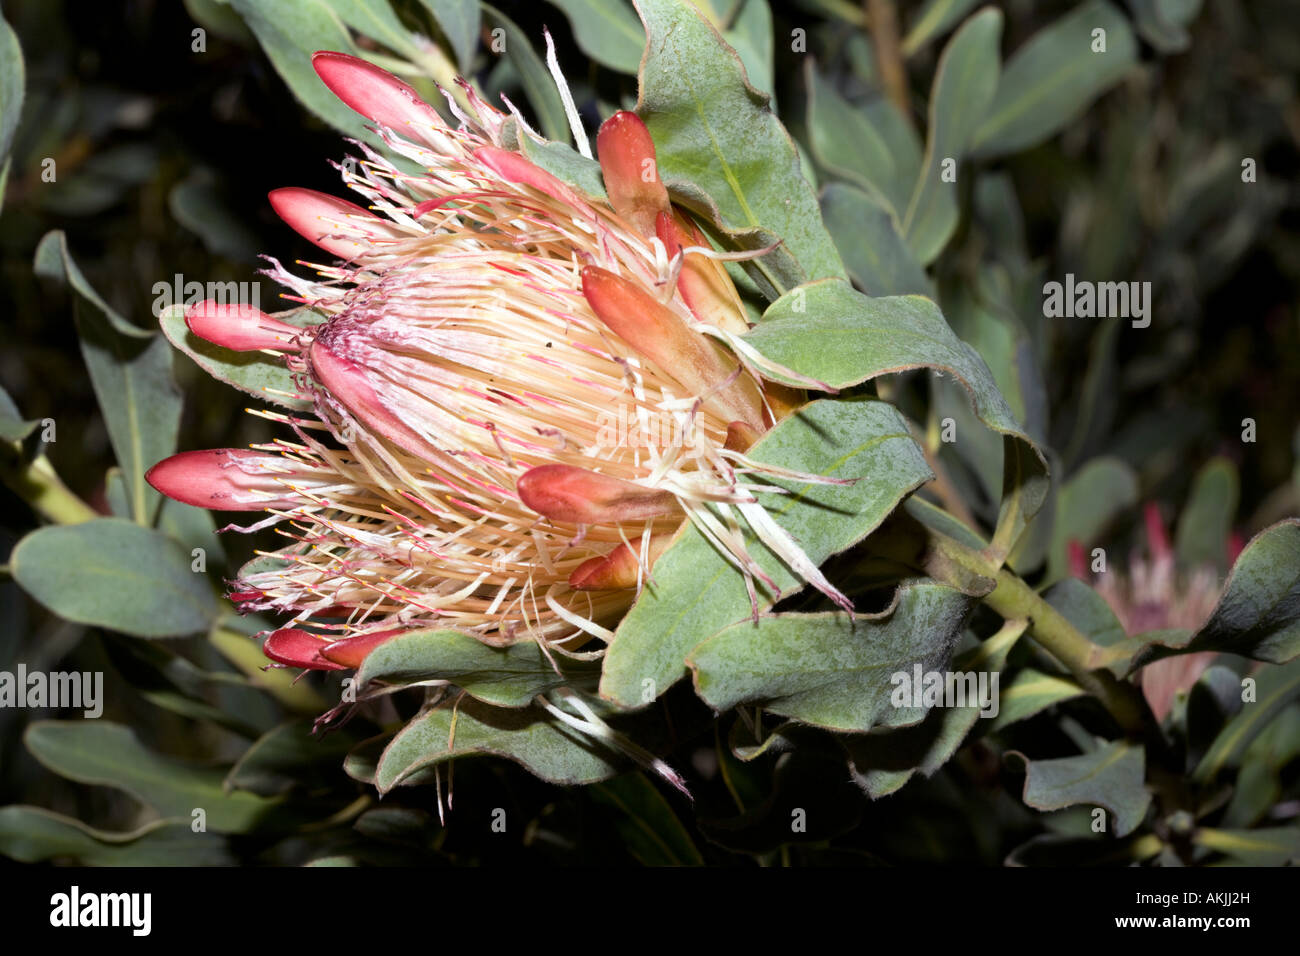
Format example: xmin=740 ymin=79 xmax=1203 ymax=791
xmin=319 ymin=628 xmax=405 ymax=668
xmin=516 ymin=464 xmax=679 ymax=525
xmin=311 ymin=51 xmax=437 ymax=134
xmin=569 ymin=536 xmax=672 ymax=590
xmin=183 ymin=300 xmax=301 ymax=353
xmin=580 ymin=265 xmax=764 ymax=431
xmin=596 ymin=110 xmax=669 ymax=237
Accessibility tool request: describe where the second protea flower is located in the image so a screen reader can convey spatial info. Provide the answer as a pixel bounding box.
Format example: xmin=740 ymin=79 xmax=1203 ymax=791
xmin=148 ymin=53 xmax=843 ymax=673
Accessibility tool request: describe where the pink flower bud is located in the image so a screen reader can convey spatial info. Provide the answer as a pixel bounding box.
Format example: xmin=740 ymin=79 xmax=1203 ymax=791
xmin=311 ymin=51 xmax=441 ymax=137
xmin=184 ymin=301 xmax=301 ymax=352
xmin=145 ymin=448 xmax=303 ymax=510
xmin=268 ymin=187 xmax=398 ymax=259
xmin=517 ymin=464 xmax=679 ymax=525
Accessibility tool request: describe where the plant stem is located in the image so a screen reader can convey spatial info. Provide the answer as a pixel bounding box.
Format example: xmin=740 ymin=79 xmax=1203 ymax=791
xmin=865 ymin=0 xmax=912 ymax=121
xmin=918 ymin=526 xmax=1148 ymax=735
xmin=0 ymin=446 xmax=97 ymax=525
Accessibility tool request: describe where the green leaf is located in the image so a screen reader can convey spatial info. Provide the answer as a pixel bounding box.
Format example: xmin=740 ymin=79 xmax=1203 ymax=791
xmin=168 ymin=174 xmax=261 ymax=262
xmin=1174 ymin=456 xmax=1239 ymax=573
xmin=34 ymin=231 xmax=181 ymax=524
xmin=356 ymin=628 xmax=596 ymax=707
xmin=159 ymin=303 xmax=314 ymax=411
xmin=634 ymin=0 xmax=845 ymax=295
xmin=804 ymin=65 xmax=894 ymax=207
xmin=545 ymin=0 xmax=643 ymax=73
xmin=482 ymin=4 xmax=568 ymax=142
xmin=228 ymin=0 xmax=376 ymax=141
xmin=821 ymin=184 xmax=932 ymax=297
xmin=1047 ymin=456 xmax=1139 ymax=582
xmin=688 ymin=582 xmax=972 ymax=732
xmin=902 ymin=8 xmax=1002 ymax=265
xmin=1044 ymin=577 xmax=1128 ymax=662
xmin=1222 ymin=706 xmax=1300 ymax=827
xmin=1193 ymin=657 xmax=1300 ymax=783
xmin=24 ymin=721 xmax=286 ymax=833
xmin=224 ymin=720 xmax=359 ymax=796
xmin=0 ymin=806 xmax=232 ymax=866
xmin=599 ymin=398 xmax=933 ymax=708
xmin=323 ymin=0 xmax=423 ymax=60
xmin=417 ymin=0 xmax=482 ymax=72
xmin=1017 ymin=739 xmax=1151 ymax=837
xmin=714 ymin=0 xmax=775 ymax=101
xmin=0 ymin=383 xmax=37 ymax=442
xmin=988 ymin=668 xmax=1084 ymax=731
xmin=971 ymin=0 xmax=1138 ymax=159
xmin=11 ymin=519 xmax=220 ymax=638
xmin=1126 ymin=0 xmax=1200 ymax=54
xmin=1194 ymin=826 xmax=1300 ymax=867
xmin=1130 ymin=520 xmax=1300 ymax=670
xmin=590 ymin=772 xmax=703 ymax=865
xmin=746 ymin=279 xmax=1048 ymax=561
xmin=902 ymin=0 xmax=982 ymax=56
xmin=0 ymin=7 xmax=24 ymax=169
xmin=843 ymin=616 xmax=1025 ymax=796
xmin=374 ymin=696 xmax=624 ymax=791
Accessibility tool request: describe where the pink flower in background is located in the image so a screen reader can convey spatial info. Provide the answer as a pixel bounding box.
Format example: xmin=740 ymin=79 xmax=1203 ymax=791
xmin=1070 ymin=502 xmax=1242 ymax=721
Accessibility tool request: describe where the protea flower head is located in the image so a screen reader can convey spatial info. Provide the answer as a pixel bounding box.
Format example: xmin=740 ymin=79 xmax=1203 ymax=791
xmin=1069 ymin=502 xmax=1240 ymax=721
xmin=148 ymin=52 xmax=844 ymax=674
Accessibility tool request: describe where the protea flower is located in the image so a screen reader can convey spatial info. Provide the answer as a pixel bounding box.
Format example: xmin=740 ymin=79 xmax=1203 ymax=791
xmin=147 ymin=53 xmax=843 ymax=675
xmin=1069 ymin=502 xmax=1240 ymax=721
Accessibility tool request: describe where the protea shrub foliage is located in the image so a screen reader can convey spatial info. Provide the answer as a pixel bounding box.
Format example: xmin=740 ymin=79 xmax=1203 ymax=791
xmin=4 ymin=0 xmax=1299 ymax=867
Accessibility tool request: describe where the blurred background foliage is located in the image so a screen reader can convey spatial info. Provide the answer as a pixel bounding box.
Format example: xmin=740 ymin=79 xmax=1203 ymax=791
xmin=0 ymin=0 xmax=1298 ymax=865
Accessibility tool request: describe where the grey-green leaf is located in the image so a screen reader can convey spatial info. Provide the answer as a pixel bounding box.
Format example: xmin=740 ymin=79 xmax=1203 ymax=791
xmin=34 ymin=231 xmax=181 ymax=524
xmin=902 ymin=7 xmax=1002 ymax=265
xmin=0 ymin=7 xmax=24 ymax=169
xmin=375 ymin=696 xmax=624 ymax=791
xmin=418 ymin=0 xmax=482 ymax=72
xmin=0 ymin=806 xmax=232 ymax=866
xmin=688 ymin=582 xmax=971 ymax=732
xmin=1129 ymin=520 xmax=1300 ymax=671
xmin=1018 ymin=739 xmax=1151 ymax=837
xmin=1174 ymin=456 xmax=1238 ymax=573
xmin=590 ymin=772 xmax=703 ymax=865
xmin=24 ymin=721 xmax=285 ymax=833
xmin=1047 ymin=456 xmax=1139 ymax=582
xmin=228 ymin=0 xmax=375 ymax=141
xmin=970 ymin=0 xmax=1138 ymax=159
xmin=599 ymin=397 xmax=933 ymax=708
xmin=545 ymin=0 xmax=644 ymax=74
xmin=804 ymin=65 xmax=896 ymax=210
xmin=746 ymin=279 xmax=1048 ymax=560
xmin=11 ymin=519 xmax=220 ymax=638
xmin=902 ymin=0 xmax=982 ymax=56
xmin=845 ymin=617 xmax=1024 ymax=796
xmin=821 ymin=184 xmax=933 ymax=298
xmin=356 ymin=628 xmax=596 ymax=707
xmin=988 ymin=668 xmax=1084 ymax=731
